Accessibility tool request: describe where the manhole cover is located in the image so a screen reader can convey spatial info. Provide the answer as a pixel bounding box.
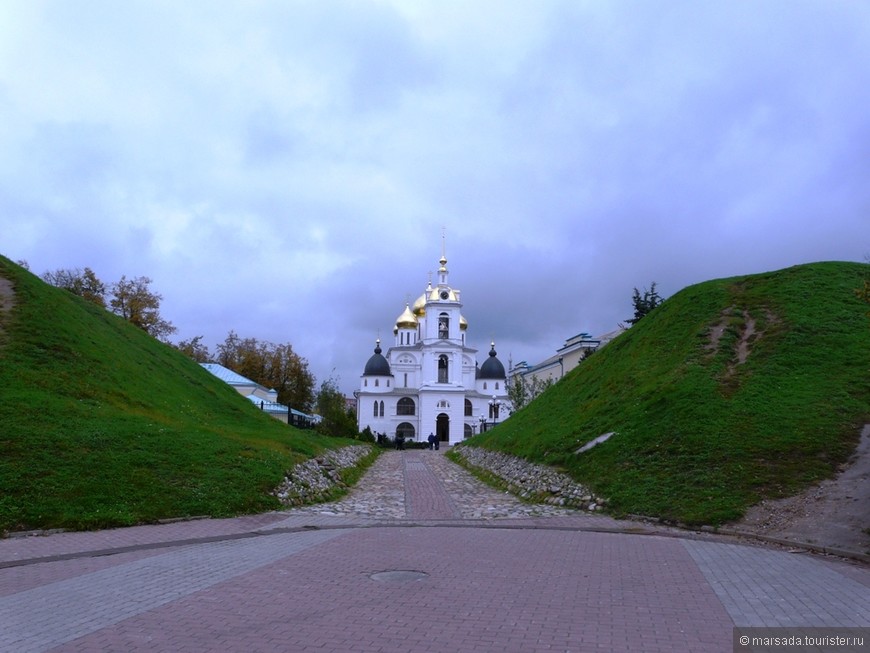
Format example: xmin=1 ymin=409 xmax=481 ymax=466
xmin=369 ymin=570 xmax=429 ymax=583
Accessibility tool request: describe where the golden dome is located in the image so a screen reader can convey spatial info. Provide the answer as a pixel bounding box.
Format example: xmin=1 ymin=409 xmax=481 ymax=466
xmin=395 ymin=304 xmax=418 ymax=329
xmin=412 ymin=293 xmax=426 ymax=316
xmin=460 ymin=315 xmax=468 ymax=330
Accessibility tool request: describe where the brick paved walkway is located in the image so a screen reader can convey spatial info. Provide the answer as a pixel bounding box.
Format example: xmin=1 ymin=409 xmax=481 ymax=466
xmin=1 ymin=450 xmax=868 ymax=652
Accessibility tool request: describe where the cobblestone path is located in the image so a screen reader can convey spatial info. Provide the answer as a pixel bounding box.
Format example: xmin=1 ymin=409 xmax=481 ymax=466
xmin=287 ymin=449 xmax=579 ymax=520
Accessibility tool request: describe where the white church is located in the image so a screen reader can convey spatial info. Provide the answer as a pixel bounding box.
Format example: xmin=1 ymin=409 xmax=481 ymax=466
xmin=356 ymin=249 xmax=509 ymax=445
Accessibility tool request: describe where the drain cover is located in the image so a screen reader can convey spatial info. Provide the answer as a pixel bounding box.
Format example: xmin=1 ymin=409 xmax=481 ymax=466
xmin=369 ymin=570 xmax=429 ymax=583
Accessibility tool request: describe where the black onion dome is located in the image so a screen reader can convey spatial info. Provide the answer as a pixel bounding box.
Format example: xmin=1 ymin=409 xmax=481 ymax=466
xmin=363 ymin=340 xmax=391 ymax=376
xmin=478 ymin=343 xmax=505 ymax=379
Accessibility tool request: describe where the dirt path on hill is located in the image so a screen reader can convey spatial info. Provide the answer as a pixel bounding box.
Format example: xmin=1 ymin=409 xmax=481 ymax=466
xmin=0 ymin=276 xmax=14 ymax=336
xmin=733 ymin=424 xmax=870 ymax=555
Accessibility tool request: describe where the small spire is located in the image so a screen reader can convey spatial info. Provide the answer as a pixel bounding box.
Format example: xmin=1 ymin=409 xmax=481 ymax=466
xmin=441 ymin=226 xmax=446 ymax=261
xmin=438 ymin=229 xmax=449 ymax=283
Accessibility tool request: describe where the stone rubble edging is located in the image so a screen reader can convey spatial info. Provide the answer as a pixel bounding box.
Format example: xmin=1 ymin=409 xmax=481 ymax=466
xmin=452 ymin=445 xmax=605 ymax=511
xmin=273 ymin=445 xmax=374 ymax=507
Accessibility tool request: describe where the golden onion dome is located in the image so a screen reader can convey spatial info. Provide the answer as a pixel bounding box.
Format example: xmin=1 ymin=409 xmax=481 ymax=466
xmin=459 ymin=315 xmax=468 ymax=330
xmin=412 ymin=293 xmax=426 ymax=316
xmin=395 ymin=304 xmax=418 ymax=329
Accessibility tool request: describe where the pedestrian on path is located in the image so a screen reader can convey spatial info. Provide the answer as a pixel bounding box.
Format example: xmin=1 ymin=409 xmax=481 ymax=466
xmin=428 ymin=433 xmax=436 ymax=450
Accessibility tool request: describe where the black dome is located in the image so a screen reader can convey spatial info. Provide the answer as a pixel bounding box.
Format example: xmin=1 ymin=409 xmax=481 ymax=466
xmin=363 ymin=341 xmax=391 ymax=376
xmin=478 ymin=344 xmax=505 ymax=380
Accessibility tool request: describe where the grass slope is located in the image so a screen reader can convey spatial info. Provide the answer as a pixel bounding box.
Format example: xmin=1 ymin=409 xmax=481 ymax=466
xmin=0 ymin=256 xmax=354 ymax=533
xmin=471 ymin=262 xmax=870 ymax=525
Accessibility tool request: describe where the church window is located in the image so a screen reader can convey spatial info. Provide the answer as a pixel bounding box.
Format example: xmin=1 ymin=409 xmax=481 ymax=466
xmin=465 ymin=399 xmax=472 ymax=417
xmin=396 ymin=422 xmax=415 ymax=440
xmin=375 ymin=379 xmax=379 ymax=387
xmin=379 ymin=401 xmax=385 ymax=417
xmin=387 ymin=379 xmax=390 ymax=387
xmin=495 ymin=382 xmax=499 ymax=390
xmin=483 ymin=382 xmax=487 ymax=390
xmin=438 ymin=355 xmax=449 ymax=383
xmin=403 ymin=373 xmax=408 ymax=387
xmin=397 ymin=397 xmax=415 ymax=415
xmin=438 ymin=313 xmax=449 ymax=339
xmin=373 ymin=401 xmax=378 ymax=418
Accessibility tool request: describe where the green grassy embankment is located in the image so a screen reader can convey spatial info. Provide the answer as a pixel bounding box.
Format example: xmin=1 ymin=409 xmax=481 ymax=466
xmin=470 ymin=262 xmax=870 ymax=526
xmin=0 ymin=256 xmax=356 ymax=533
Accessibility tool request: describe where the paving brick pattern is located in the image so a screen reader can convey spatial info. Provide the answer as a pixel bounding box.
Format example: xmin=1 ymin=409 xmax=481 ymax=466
xmin=0 ymin=530 xmax=347 ymax=653
xmin=46 ymin=529 xmax=735 ymax=653
xmin=1 ymin=450 xmax=868 ymax=652
xmin=403 ymin=451 xmax=460 ymax=519
xmin=682 ymin=539 xmax=870 ymax=627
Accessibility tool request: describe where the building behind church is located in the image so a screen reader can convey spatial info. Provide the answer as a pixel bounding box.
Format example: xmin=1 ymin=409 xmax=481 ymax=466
xmin=356 ymin=251 xmax=508 ymax=445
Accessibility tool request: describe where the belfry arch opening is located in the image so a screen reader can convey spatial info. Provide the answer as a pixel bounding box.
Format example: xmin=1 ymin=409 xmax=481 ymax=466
xmin=438 ymin=354 xmax=449 ymax=383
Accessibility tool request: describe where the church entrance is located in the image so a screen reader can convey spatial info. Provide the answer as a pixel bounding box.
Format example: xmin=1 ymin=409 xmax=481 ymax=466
xmin=436 ymin=413 xmax=449 ymax=442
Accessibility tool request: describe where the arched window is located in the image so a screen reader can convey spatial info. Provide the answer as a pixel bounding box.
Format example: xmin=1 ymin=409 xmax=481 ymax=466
xmin=404 ymin=373 xmax=408 ymax=387
xmin=375 ymin=379 xmax=379 ymax=387
xmin=465 ymin=399 xmax=472 ymax=417
xmin=438 ymin=313 xmax=449 ymax=339
xmin=438 ymin=354 xmax=449 ymax=383
xmin=396 ymin=422 xmax=415 ymax=440
xmin=483 ymin=381 xmax=487 ymax=390
xmin=495 ymin=382 xmax=499 ymax=390
xmin=464 ymin=424 xmax=473 ymax=439
xmin=397 ymin=397 xmax=415 ymax=415
xmin=379 ymin=401 xmax=385 ymax=417
xmin=373 ymin=401 xmax=378 ymax=418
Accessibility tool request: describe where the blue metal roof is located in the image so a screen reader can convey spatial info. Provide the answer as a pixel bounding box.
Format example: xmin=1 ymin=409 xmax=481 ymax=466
xmin=201 ymin=363 xmax=258 ymax=386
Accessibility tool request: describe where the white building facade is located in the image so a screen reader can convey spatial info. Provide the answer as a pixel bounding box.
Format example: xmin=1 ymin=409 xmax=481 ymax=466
xmin=357 ymin=252 xmax=508 ymax=445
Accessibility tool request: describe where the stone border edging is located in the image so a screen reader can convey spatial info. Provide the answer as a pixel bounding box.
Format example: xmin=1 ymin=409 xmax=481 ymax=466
xmin=451 ymin=445 xmax=605 ymax=511
xmin=274 ymin=445 xmax=375 ymax=506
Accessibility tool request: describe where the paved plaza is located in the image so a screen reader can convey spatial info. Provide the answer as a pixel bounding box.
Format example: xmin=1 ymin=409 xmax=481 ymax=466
xmin=1 ymin=450 xmax=868 ymax=652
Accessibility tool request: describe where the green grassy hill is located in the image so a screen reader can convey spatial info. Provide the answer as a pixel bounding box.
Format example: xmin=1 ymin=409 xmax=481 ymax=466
xmin=0 ymin=256 xmax=354 ymax=534
xmin=471 ymin=261 xmax=870 ymax=526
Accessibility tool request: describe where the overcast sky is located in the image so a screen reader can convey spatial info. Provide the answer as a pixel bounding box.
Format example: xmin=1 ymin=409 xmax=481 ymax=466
xmin=2 ymin=1 xmax=868 ymax=397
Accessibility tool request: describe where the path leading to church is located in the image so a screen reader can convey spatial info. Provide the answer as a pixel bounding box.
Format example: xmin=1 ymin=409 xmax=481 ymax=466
xmin=1 ymin=450 xmax=868 ymax=652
